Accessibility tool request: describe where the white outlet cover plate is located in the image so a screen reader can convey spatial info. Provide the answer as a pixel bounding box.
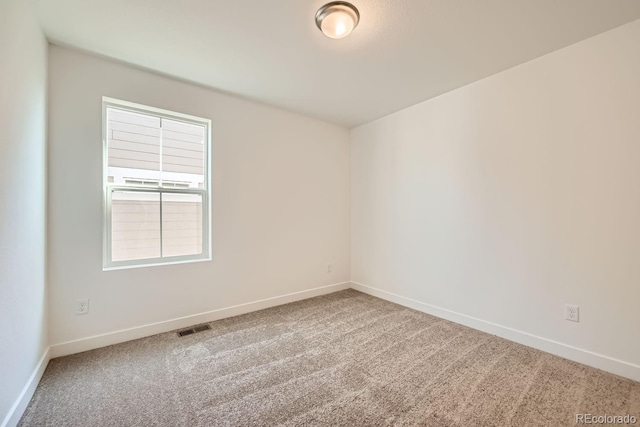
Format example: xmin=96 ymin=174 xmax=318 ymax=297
xmin=76 ymin=299 xmax=89 ymax=315
xmin=565 ymin=304 xmax=579 ymax=322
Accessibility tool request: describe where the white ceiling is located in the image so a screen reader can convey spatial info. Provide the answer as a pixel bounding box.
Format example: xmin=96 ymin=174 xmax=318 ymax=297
xmin=35 ymin=0 xmax=640 ymax=127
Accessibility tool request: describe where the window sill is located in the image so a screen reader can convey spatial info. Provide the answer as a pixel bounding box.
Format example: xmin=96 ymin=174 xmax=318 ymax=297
xmin=103 ymin=256 xmax=212 ymax=272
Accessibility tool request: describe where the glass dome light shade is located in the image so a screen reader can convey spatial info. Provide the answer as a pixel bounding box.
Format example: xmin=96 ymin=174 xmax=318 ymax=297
xmin=315 ymin=2 xmax=360 ymax=39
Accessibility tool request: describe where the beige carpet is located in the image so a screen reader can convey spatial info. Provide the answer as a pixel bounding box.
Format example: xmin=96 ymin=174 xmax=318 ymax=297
xmin=19 ymin=290 xmax=640 ymax=426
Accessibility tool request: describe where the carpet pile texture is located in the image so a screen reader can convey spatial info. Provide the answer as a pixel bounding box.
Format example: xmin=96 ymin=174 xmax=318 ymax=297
xmin=20 ymin=290 xmax=640 ymax=426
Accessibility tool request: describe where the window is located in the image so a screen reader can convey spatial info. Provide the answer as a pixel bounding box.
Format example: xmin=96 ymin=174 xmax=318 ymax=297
xmin=103 ymin=97 xmax=211 ymax=269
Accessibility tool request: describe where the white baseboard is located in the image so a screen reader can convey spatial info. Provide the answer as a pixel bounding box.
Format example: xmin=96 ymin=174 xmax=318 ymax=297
xmin=1 ymin=347 xmax=50 ymax=427
xmin=50 ymin=282 xmax=350 ymax=358
xmin=350 ymin=281 xmax=640 ymax=382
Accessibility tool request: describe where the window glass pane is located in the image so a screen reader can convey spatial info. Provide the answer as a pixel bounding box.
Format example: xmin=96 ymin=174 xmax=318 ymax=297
xmin=107 ymin=108 xmax=161 ymax=185
xmin=162 ymin=193 xmax=203 ymax=257
xmin=111 ymin=191 xmax=160 ymax=261
xmin=104 ymin=99 xmax=209 ymax=269
xmin=161 ymin=119 xmax=205 ymax=189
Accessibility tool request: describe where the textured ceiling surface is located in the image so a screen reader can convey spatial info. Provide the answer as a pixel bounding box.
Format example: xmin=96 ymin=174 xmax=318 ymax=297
xmin=36 ymin=0 xmax=640 ymax=127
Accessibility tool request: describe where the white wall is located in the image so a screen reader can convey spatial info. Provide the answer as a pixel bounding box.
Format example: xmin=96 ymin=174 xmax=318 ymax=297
xmin=48 ymin=46 xmax=350 ymax=348
xmin=352 ymin=19 xmax=640 ymax=377
xmin=0 ymin=0 xmax=48 ymax=424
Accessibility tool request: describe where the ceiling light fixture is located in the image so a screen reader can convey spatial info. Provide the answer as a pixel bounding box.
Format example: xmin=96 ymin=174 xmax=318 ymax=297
xmin=315 ymin=1 xmax=360 ymax=39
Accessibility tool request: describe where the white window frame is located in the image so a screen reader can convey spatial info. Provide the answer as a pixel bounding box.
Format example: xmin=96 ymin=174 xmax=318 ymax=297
xmin=102 ymin=97 xmax=212 ymax=270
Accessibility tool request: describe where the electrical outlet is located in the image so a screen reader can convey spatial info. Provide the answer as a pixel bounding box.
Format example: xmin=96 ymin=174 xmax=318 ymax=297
xmin=326 ymin=264 xmax=332 ymax=273
xmin=565 ymin=304 xmax=579 ymax=322
xmin=76 ymin=299 xmax=89 ymax=315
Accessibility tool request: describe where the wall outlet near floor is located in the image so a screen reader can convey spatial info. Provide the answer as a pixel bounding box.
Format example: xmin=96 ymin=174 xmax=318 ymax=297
xmin=565 ymin=304 xmax=579 ymax=322
xmin=76 ymin=299 xmax=89 ymax=315
xmin=326 ymin=264 xmax=332 ymax=273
